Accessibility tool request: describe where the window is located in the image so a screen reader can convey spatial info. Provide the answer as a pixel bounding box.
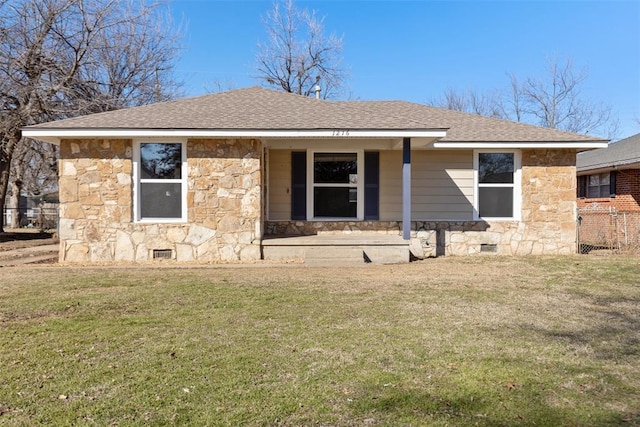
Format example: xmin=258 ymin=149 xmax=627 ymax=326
xmin=578 ymin=172 xmax=614 ymax=198
xmin=307 ymin=151 xmax=363 ymax=219
xmin=474 ymin=151 xmax=520 ymax=220
xmin=134 ymin=141 xmax=187 ymax=222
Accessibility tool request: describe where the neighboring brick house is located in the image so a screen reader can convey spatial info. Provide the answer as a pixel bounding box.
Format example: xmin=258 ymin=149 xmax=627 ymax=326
xmin=577 ymin=133 xmax=640 ymax=248
xmin=22 ymin=87 xmax=607 ymax=263
xmin=577 ymin=133 xmax=640 ymax=211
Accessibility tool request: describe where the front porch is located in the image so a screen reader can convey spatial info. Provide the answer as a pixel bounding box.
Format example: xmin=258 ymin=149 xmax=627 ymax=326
xmin=262 ymin=219 xmax=538 ymax=260
xmin=262 ymin=233 xmax=410 ymax=265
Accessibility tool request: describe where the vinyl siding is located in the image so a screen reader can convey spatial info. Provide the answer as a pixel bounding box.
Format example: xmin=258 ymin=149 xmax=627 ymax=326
xmin=269 ymin=148 xmax=474 ymax=221
xmin=268 ymin=149 xmax=291 ymax=220
xmin=379 ymin=150 xmax=474 ymax=220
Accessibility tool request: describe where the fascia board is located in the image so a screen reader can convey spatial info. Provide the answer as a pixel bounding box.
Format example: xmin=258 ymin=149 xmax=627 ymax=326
xmin=433 ymin=141 xmax=609 ymax=149
xmin=22 ymin=128 xmax=449 ymax=145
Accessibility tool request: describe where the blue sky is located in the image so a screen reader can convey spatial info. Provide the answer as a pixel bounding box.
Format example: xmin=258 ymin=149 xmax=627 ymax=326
xmin=169 ymin=0 xmax=640 ymax=140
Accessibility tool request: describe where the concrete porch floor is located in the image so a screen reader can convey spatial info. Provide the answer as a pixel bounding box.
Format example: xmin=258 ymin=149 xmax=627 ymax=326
xmin=261 ymin=234 xmax=410 ymax=265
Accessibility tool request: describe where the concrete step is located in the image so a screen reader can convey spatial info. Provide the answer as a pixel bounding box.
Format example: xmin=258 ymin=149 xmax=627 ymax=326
xmin=262 ymin=235 xmax=410 ymax=265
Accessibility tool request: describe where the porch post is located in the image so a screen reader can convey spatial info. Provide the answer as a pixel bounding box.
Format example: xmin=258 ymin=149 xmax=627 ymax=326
xmin=402 ymin=137 xmax=411 ymax=240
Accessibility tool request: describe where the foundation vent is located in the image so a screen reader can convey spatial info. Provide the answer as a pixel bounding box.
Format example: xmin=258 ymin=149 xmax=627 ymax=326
xmin=153 ymin=249 xmax=173 ymax=260
xmin=480 ymin=244 xmax=498 ymax=253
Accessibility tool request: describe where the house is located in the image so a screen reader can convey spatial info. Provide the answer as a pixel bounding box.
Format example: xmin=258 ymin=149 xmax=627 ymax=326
xmin=3 ymin=191 xmax=59 ymax=229
xmin=577 ymin=133 xmax=640 ymax=210
xmin=22 ymin=87 xmax=607 ymax=263
xmin=577 ymin=132 xmax=640 ymax=249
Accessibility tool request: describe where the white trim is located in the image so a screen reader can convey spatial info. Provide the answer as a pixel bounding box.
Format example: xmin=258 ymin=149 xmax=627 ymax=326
xmin=23 ymin=128 xmax=448 ymax=145
xmin=133 ymin=139 xmax=188 ymax=223
xmin=434 ymin=141 xmax=607 ymax=149
xmin=266 ymin=138 xmax=439 ymax=150
xmin=306 ymin=149 xmax=364 ymax=221
xmin=473 ymin=149 xmax=522 ymax=221
xmin=24 ymin=127 xmax=606 ymax=149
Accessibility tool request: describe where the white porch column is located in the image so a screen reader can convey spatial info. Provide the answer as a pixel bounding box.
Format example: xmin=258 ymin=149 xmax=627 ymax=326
xmin=402 ymin=137 xmax=411 ymax=240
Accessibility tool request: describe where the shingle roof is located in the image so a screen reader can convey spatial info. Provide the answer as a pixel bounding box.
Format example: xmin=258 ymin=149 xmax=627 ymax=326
xmin=577 ymin=133 xmax=640 ymax=172
xmin=26 ymin=86 xmax=606 ymax=143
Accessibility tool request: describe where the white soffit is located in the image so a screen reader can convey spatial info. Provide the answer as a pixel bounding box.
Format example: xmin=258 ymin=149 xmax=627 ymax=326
xmin=22 ymin=128 xmax=449 ymax=145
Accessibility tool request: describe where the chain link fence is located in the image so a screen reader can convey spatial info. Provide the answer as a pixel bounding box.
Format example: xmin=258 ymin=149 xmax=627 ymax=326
xmin=2 ymin=207 xmax=59 ymax=231
xmin=577 ymin=206 xmax=640 ymax=254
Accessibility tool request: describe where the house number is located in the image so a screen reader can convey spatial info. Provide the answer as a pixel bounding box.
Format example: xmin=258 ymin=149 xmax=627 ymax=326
xmin=332 ymin=130 xmax=350 ymax=136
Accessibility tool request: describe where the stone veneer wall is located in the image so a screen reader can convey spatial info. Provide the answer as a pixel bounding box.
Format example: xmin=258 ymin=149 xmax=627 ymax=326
xmin=58 ymin=138 xmax=261 ymax=263
xmin=264 ymin=149 xmax=578 ymax=256
xmin=518 ymin=149 xmax=577 ymax=255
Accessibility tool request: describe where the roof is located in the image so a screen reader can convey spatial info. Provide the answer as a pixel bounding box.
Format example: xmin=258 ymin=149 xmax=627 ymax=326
xmin=577 ymin=133 xmax=640 ymax=173
xmin=23 ymin=86 xmax=608 ymax=148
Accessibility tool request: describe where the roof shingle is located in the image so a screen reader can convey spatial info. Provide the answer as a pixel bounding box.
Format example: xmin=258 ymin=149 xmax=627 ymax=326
xmin=577 ymin=133 xmax=640 ymax=171
xmin=27 ymin=86 xmax=606 ymax=143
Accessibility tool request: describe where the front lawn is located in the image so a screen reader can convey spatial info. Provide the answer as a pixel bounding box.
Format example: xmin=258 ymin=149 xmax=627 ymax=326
xmin=0 ymin=256 xmax=638 ymax=425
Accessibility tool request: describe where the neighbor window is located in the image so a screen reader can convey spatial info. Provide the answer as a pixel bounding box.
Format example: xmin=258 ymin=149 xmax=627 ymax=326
xmin=307 ymin=151 xmax=363 ymax=219
xmin=474 ymin=150 xmax=520 ymax=220
xmin=578 ymin=172 xmax=614 ymax=198
xmin=134 ymin=141 xmax=187 ymax=222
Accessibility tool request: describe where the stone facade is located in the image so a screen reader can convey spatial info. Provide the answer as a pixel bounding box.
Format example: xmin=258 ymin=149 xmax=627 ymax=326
xmin=264 ymin=220 xmax=404 ymax=236
xmin=518 ymin=149 xmax=577 ymax=254
xmin=264 ymin=149 xmax=579 ymax=257
xmin=58 ymin=142 xmax=577 ymax=262
xmin=58 ymin=138 xmax=261 ymax=263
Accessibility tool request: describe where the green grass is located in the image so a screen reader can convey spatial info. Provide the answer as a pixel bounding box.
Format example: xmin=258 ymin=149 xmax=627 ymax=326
xmin=0 ymin=256 xmax=639 ymax=426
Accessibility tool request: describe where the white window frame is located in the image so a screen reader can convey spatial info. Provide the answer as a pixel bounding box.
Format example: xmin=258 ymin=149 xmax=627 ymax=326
xmin=473 ymin=149 xmax=521 ymax=221
xmin=306 ymin=149 xmax=364 ymax=220
xmin=133 ymin=139 xmax=188 ymax=223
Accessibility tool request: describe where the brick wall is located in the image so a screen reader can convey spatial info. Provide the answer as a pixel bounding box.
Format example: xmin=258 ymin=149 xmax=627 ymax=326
xmin=578 ymin=169 xmax=640 ymax=211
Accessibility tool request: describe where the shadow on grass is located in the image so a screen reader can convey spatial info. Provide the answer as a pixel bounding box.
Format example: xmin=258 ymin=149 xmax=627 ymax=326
xmin=524 ymin=293 xmax=640 ymax=361
xmin=0 ymin=230 xmax=54 ymax=243
xmin=348 ymin=384 xmax=626 ymax=426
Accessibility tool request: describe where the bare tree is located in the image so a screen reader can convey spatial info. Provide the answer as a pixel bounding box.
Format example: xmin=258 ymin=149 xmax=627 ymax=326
xmin=517 ymin=58 xmax=617 ymax=136
xmin=430 ymin=58 xmax=618 ymax=139
xmin=501 ymin=74 xmax=524 ymax=123
xmin=0 ymin=0 xmax=183 ymax=232
xmin=432 ymin=88 xmax=467 ymax=113
xmin=429 ymin=88 xmax=504 ymax=118
xmin=255 ymin=0 xmax=346 ymax=99
xmin=204 ymin=78 xmax=238 ymax=94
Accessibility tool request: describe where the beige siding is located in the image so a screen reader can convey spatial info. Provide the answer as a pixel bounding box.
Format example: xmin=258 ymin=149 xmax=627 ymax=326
xmin=270 ymin=148 xmax=474 ymax=222
xmin=380 ymin=150 xmax=474 ymax=221
xmin=268 ymin=149 xmax=291 ymax=220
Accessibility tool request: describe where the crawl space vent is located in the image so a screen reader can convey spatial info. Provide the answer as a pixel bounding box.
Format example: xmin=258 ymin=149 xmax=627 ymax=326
xmin=153 ymin=249 xmax=173 ymax=260
xmin=480 ymin=244 xmax=498 ymax=253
